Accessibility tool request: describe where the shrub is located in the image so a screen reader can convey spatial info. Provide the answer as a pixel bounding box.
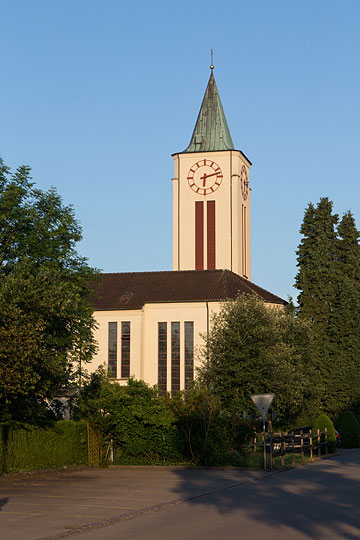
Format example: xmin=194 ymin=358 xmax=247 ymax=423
xmin=77 ymin=371 xmax=256 ymax=466
xmin=337 ymin=411 xmax=360 ymax=448
xmin=77 ymin=372 xmax=180 ymax=463
xmin=170 ymin=387 xmax=252 ymax=466
xmin=312 ymin=413 xmax=336 ymax=453
xmin=170 ymin=388 xmax=229 ymax=465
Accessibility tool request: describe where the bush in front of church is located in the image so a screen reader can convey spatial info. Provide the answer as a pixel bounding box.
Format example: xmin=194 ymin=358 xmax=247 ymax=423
xmin=169 ymin=386 xmax=254 ymax=466
xmin=76 ymin=370 xmax=254 ymax=465
xmin=76 ymin=369 xmax=181 ymax=464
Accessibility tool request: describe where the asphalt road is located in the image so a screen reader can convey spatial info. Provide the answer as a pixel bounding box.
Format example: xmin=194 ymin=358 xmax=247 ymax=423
xmin=0 ymin=450 xmax=359 ymax=540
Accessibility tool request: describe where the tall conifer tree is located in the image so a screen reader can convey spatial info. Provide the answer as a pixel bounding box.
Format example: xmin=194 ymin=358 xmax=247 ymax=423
xmin=328 ymin=212 xmax=360 ymax=413
xmin=295 ymin=198 xmax=338 ymax=326
xmin=295 ymin=198 xmax=338 ymax=411
xmin=295 ymin=199 xmax=360 ymax=417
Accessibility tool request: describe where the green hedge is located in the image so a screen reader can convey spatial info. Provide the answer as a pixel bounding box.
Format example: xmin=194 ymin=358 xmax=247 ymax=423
xmin=337 ymin=411 xmax=360 ymax=448
xmin=0 ymin=421 xmax=88 ymax=473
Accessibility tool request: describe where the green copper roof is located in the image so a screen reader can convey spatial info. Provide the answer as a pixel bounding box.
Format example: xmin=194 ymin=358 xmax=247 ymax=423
xmin=183 ymin=71 xmax=234 ymax=153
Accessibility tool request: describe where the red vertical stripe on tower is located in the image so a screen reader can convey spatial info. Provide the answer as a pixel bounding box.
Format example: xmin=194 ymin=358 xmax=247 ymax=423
xmin=207 ymin=200 xmax=216 ymax=270
xmin=195 ymin=201 xmax=204 ymax=270
xmin=242 ymin=204 xmax=247 ymax=277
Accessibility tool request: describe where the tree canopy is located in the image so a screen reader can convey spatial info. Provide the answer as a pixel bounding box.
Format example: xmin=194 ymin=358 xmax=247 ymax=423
xmin=0 ymin=160 xmax=98 ymax=422
xmin=197 ymin=294 xmax=318 ymax=426
xmin=295 ymin=197 xmax=360 ymax=417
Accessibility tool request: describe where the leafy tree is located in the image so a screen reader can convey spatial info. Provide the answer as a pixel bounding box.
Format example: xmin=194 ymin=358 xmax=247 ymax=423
xmin=197 ymin=294 xmax=318 ymax=426
xmin=0 ymin=160 xmax=98 ymax=422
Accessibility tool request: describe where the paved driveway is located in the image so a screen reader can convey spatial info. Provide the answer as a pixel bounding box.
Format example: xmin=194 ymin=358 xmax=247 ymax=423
xmin=0 ymin=464 xmax=269 ymax=539
xmin=0 ymin=450 xmax=359 ymax=540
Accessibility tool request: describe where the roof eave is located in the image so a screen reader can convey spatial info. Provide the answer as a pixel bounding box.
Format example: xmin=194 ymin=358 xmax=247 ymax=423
xmin=172 ymin=148 xmax=252 ymax=166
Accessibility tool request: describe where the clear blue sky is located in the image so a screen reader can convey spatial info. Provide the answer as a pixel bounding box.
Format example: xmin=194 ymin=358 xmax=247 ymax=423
xmin=1 ymin=0 xmax=360 ymax=301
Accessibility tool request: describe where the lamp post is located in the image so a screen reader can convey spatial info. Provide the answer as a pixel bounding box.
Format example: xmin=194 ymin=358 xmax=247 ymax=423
xmin=251 ymin=394 xmax=274 ymax=470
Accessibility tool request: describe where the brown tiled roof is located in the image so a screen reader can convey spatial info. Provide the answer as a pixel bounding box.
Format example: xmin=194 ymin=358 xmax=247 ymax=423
xmin=91 ymin=269 xmax=285 ymax=311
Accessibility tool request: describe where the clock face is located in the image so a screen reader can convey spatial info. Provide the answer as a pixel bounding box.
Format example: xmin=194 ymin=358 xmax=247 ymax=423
xmin=241 ymin=165 xmax=249 ymax=200
xmin=187 ymin=159 xmax=223 ymax=196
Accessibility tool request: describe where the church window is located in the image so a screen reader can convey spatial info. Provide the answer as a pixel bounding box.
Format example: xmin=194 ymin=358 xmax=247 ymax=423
xmin=184 ymin=322 xmax=194 ymax=389
xmin=171 ymin=322 xmax=180 ymax=393
xmin=195 ymin=201 xmax=204 ymax=270
xmin=242 ymin=204 xmax=247 ymax=277
xmin=207 ymin=200 xmax=216 ymax=270
xmin=108 ymin=322 xmax=117 ymax=378
xmin=158 ymin=322 xmax=167 ymax=394
xmin=121 ymin=321 xmax=130 ymax=378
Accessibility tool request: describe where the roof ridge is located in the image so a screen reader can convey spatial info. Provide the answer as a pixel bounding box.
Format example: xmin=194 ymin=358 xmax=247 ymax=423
xmin=222 ymin=269 xmax=285 ymax=304
xmin=241 ymin=276 xmax=285 ymax=303
xmin=100 ymin=269 xmax=225 ymax=277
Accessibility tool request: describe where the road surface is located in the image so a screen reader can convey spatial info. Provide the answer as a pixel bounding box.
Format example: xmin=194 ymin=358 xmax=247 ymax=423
xmin=0 ymin=450 xmax=359 ymax=539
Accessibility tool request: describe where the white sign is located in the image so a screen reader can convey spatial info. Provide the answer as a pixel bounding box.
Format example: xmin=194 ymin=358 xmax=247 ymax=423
xmin=251 ymin=394 xmax=274 ymax=421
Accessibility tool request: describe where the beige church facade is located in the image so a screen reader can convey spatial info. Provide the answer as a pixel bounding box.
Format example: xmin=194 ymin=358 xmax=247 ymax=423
xmin=90 ymin=67 xmax=284 ymax=393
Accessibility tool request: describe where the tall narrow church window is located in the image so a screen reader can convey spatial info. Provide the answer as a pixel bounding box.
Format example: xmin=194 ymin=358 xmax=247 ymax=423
xmin=195 ymin=201 xmax=204 ymax=270
xmin=242 ymin=204 xmax=247 ymax=277
xmin=184 ymin=321 xmax=194 ymax=390
xmin=121 ymin=321 xmax=130 ymax=378
xmin=171 ymin=322 xmax=180 ymax=393
xmin=207 ymin=200 xmax=216 ymax=270
xmin=158 ymin=322 xmax=167 ymax=395
xmin=108 ymin=322 xmax=117 ymax=379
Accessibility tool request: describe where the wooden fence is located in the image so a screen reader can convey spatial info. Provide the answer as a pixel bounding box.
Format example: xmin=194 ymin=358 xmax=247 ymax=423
xmin=251 ymin=428 xmax=332 ymax=468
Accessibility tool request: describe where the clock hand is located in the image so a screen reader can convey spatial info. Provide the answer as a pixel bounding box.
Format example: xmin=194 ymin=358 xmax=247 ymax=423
xmin=200 ymin=171 xmax=219 ymax=180
xmin=200 ymin=171 xmax=220 ymax=187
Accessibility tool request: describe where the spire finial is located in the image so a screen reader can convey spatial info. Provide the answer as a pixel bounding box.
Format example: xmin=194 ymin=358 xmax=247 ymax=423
xmin=210 ymin=49 xmax=214 ymax=72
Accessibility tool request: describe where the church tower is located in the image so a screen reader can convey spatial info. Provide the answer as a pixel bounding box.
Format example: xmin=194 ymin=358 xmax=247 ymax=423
xmin=172 ymin=66 xmax=251 ymax=279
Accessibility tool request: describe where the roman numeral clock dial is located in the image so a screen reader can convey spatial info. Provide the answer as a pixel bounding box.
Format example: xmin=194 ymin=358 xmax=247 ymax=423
xmin=187 ymin=159 xmax=223 ymax=195
xmin=241 ymin=165 xmax=249 ymax=200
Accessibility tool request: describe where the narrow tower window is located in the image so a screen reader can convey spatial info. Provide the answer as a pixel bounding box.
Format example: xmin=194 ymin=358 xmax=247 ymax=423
xmin=108 ymin=322 xmax=117 ymax=379
xmin=242 ymin=204 xmax=247 ymax=277
xmin=158 ymin=322 xmax=167 ymax=395
xmin=207 ymin=200 xmax=216 ymax=269
xmin=195 ymin=201 xmax=204 ymax=270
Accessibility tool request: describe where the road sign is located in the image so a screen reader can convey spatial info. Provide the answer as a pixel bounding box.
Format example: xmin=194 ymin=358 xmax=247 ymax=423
xmin=251 ymin=394 xmax=274 ymax=421
xmin=251 ymin=393 xmax=275 ymax=471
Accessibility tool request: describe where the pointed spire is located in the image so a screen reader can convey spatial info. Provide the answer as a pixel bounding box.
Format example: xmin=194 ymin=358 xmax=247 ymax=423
xmin=183 ymin=66 xmax=234 ymax=153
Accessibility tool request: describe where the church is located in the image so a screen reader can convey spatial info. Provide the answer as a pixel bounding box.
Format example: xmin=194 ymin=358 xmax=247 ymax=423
xmin=90 ymin=65 xmax=285 ymax=393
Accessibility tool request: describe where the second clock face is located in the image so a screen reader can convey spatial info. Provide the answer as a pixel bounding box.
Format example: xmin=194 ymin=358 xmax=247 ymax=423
xmin=187 ymin=159 xmax=223 ymax=195
xmin=241 ymin=165 xmax=249 ymax=200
